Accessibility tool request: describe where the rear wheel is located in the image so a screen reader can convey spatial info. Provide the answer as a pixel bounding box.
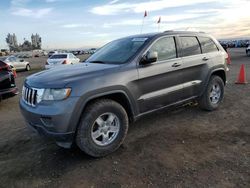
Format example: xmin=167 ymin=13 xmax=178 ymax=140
xmin=199 ymin=75 xmax=224 ymax=111
xmin=247 ymin=50 xmax=250 ymax=56
xmin=76 ymin=99 xmax=129 ymax=157
xmin=26 ymin=64 xmax=31 ymax=71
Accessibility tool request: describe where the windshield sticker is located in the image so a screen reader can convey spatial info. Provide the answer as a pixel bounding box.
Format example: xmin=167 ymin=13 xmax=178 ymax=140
xmin=132 ymin=38 xmax=148 ymax=42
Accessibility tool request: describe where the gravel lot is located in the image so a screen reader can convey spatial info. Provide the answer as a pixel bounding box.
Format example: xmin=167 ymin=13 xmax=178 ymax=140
xmin=0 ymin=49 xmax=249 ymax=188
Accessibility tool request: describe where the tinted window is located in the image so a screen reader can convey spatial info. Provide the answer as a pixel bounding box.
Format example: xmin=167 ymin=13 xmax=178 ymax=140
xmin=50 ymin=54 xmax=67 ymax=59
xmin=87 ymin=37 xmax=148 ymax=64
xmin=180 ymin=37 xmax=201 ymax=57
xmin=198 ymin=36 xmax=218 ymax=53
xmin=149 ymin=37 xmax=176 ymax=61
xmin=9 ymin=57 xmax=16 ymax=62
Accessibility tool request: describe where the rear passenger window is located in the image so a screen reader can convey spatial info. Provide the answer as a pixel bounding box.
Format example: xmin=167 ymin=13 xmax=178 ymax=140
xmin=149 ymin=37 xmax=176 ymax=61
xmin=198 ymin=36 xmax=218 ymax=53
xmin=180 ymin=37 xmax=201 ymax=57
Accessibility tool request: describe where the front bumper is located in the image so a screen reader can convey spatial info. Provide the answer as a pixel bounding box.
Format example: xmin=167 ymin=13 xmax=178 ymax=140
xmin=0 ymin=87 xmax=18 ymax=100
xmin=19 ymin=96 xmax=80 ymax=146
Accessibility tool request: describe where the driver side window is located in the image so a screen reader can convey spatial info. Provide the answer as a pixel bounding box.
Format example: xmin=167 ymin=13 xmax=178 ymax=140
xmin=149 ymin=37 xmax=177 ymax=62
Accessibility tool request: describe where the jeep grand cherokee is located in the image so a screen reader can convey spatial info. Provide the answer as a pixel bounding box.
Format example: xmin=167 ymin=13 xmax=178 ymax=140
xmin=20 ymin=31 xmax=229 ymax=157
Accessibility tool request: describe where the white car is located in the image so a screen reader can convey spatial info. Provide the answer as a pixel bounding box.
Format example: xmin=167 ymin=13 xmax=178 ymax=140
xmin=45 ymin=53 xmax=80 ymax=69
xmin=0 ymin=56 xmax=31 ymax=71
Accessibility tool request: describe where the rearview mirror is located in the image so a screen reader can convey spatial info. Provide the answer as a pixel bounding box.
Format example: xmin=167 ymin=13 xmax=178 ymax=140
xmin=141 ymin=51 xmax=158 ymax=65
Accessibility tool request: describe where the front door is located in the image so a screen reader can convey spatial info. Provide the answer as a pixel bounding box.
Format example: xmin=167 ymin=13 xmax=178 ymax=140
xmin=137 ymin=36 xmax=184 ymax=113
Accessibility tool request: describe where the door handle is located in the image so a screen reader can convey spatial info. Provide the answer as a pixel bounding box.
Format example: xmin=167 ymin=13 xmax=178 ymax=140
xmin=202 ymin=57 xmax=209 ymax=61
xmin=172 ymin=63 xmax=181 ymax=67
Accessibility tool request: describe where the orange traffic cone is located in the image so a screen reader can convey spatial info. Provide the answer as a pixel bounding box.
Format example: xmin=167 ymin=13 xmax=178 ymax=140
xmin=227 ymin=52 xmax=231 ymax=65
xmin=235 ymin=64 xmax=247 ymax=84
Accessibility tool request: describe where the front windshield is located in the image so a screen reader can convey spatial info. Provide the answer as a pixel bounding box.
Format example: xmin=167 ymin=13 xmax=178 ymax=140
xmin=86 ymin=37 xmax=148 ymax=64
xmin=50 ymin=54 xmax=67 ymax=59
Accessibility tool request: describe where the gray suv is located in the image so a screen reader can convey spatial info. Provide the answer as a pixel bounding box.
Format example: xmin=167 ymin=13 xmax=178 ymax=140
xmin=20 ymin=31 xmax=229 ymax=157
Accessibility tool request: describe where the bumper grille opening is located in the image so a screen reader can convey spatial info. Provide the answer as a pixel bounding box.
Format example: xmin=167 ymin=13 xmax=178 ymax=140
xmin=22 ymin=86 xmax=37 ymax=107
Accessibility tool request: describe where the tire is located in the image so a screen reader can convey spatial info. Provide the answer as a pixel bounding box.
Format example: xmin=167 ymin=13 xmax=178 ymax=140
xmin=76 ymin=99 xmax=129 ymax=157
xmin=198 ymin=75 xmax=224 ymax=111
xmin=26 ymin=64 xmax=31 ymax=71
xmin=247 ymin=50 xmax=250 ymax=57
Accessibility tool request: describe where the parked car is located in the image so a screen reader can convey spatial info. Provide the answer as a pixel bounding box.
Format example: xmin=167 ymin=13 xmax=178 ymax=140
xmin=0 ymin=56 xmax=31 ymax=71
xmin=48 ymin=51 xmax=58 ymax=58
xmin=45 ymin=53 xmax=80 ymax=69
xmin=89 ymin=48 xmax=97 ymax=54
xmin=220 ymin=43 xmax=228 ymax=52
xmin=20 ymin=31 xmax=228 ymax=157
xmin=71 ymin=50 xmax=81 ymax=55
xmin=20 ymin=53 xmax=32 ymax=58
xmin=0 ymin=60 xmax=18 ymax=101
xmin=246 ymin=45 xmax=250 ymax=56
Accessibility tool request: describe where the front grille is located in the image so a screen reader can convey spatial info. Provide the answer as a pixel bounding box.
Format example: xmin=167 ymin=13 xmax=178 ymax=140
xmin=22 ymin=86 xmax=37 ymax=107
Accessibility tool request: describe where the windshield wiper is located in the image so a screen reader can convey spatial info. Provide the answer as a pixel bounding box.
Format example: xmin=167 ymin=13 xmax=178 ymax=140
xmin=88 ymin=60 xmax=106 ymax=64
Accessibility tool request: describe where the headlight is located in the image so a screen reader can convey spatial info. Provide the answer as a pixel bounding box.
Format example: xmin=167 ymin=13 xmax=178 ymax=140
xmin=42 ymin=88 xmax=71 ymax=101
xmin=35 ymin=88 xmax=71 ymax=103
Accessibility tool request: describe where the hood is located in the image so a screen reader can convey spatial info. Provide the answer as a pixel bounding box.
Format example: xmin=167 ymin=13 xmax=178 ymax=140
xmin=26 ymin=63 xmax=119 ymax=88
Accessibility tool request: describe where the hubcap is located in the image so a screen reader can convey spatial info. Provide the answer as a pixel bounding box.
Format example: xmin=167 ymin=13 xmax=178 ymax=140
xmin=209 ymin=83 xmax=221 ymax=104
xmin=91 ymin=112 xmax=120 ymax=146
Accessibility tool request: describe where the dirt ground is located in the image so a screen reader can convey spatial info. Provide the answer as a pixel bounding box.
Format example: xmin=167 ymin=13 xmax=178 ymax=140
xmin=0 ymin=49 xmax=249 ymax=188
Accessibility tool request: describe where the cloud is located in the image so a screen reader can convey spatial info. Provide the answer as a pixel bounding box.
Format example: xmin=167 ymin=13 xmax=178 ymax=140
xmin=11 ymin=7 xmax=53 ymax=18
xmin=152 ymin=13 xmax=205 ymax=22
xmin=103 ymin=19 xmax=142 ymax=28
xmin=11 ymin=0 xmax=30 ymax=6
xmin=62 ymin=23 xmax=91 ymax=28
xmin=45 ymin=0 xmax=62 ymax=2
xmin=90 ymin=0 xmax=215 ymax=15
xmin=109 ymin=0 xmax=120 ymax=4
xmin=95 ymin=33 xmax=110 ymax=37
xmin=62 ymin=24 xmax=83 ymax=28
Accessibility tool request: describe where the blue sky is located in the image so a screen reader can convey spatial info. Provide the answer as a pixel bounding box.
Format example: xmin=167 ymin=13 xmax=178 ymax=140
xmin=1 ymin=0 xmax=250 ymax=49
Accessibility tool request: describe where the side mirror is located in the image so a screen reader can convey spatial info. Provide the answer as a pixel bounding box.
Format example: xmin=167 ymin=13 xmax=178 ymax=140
xmin=20 ymin=59 xmax=24 ymax=62
xmin=141 ymin=51 xmax=158 ymax=65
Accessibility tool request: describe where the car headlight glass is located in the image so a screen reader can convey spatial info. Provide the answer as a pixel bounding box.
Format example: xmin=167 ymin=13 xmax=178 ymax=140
xmin=42 ymin=88 xmax=71 ymax=101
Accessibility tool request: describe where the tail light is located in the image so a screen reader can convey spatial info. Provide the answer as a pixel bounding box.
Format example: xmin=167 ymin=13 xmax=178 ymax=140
xmin=62 ymin=60 xmax=68 ymax=64
xmin=226 ymin=52 xmax=231 ymax=65
xmin=0 ymin=64 xmax=11 ymax=71
xmin=12 ymin=68 xmax=17 ymax=78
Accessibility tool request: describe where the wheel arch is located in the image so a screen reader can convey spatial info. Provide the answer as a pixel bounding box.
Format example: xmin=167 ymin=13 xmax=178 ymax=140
xmin=70 ymin=90 xmax=137 ymax=134
xmin=200 ymin=68 xmax=226 ymax=97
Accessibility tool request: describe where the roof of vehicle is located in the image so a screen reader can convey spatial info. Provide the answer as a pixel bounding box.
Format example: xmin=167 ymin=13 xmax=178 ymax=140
xmin=124 ymin=31 xmax=208 ymax=39
xmin=51 ymin=53 xmax=72 ymax=55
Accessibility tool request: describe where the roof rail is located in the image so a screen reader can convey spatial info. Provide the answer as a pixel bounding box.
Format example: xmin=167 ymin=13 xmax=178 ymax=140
xmin=163 ymin=30 xmax=174 ymax=33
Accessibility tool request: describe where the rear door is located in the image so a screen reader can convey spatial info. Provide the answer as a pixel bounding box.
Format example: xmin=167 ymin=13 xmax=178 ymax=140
xmin=14 ymin=57 xmax=26 ymax=69
xmin=177 ymin=36 xmax=212 ymax=99
xmin=10 ymin=56 xmax=22 ymax=69
xmin=137 ymin=36 xmax=184 ymax=113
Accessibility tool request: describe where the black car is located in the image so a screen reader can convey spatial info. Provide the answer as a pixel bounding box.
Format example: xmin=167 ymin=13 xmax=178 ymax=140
xmin=0 ymin=60 xmax=18 ymax=101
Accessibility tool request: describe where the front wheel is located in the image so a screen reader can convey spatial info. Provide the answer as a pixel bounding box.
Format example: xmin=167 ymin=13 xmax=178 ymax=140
xmin=198 ymin=75 xmax=224 ymax=111
xmin=76 ymin=99 xmax=129 ymax=157
xmin=26 ymin=64 xmax=31 ymax=71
